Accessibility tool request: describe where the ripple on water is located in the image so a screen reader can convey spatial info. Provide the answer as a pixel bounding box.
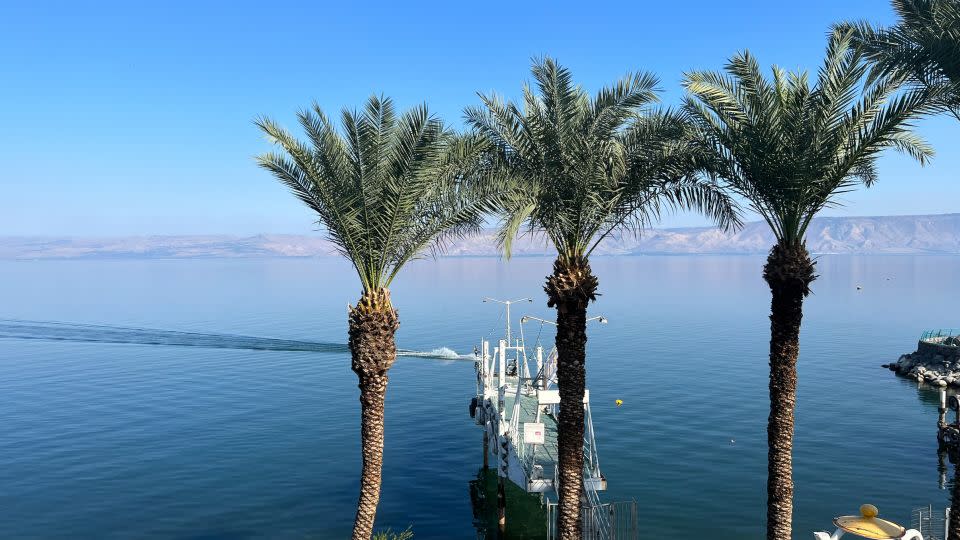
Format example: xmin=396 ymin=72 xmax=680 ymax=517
xmin=0 ymin=256 xmax=957 ymax=539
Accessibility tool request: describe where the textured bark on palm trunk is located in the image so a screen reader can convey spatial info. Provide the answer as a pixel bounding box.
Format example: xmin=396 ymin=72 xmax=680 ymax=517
xmin=348 ymin=289 xmax=399 ymax=540
xmin=949 ymin=461 xmax=960 ymax=540
xmin=763 ymin=243 xmax=815 ymax=540
xmin=545 ymin=256 xmax=598 ymax=540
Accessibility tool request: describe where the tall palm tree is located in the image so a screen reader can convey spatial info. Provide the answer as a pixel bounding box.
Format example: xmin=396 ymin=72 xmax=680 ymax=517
xmin=256 ymin=96 xmax=495 ymax=539
xmin=684 ymin=30 xmax=937 ymax=540
xmin=843 ymin=8 xmax=960 ymax=532
xmin=466 ymin=57 xmax=738 ymax=539
xmin=842 ymin=0 xmax=960 ymax=122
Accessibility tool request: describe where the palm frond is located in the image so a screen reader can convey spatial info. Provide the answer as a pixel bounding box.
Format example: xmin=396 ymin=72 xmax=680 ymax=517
xmin=467 ymin=57 xmax=738 ymax=264
xmin=684 ymin=30 xmax=933 ymax=247
xmin=256 ymin=97 xmax=500 ymax=294
xmin=843 ymin=0 xmax=960 ymax=118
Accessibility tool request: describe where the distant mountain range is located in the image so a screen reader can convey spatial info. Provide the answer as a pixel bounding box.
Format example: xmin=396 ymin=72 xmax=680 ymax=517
xmin=4 ymin=213 xmax=960 ymax=259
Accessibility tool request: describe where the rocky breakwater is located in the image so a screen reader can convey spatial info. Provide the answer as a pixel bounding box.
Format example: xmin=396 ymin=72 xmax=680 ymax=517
xmin=886 ymin=336 xmax=960 ymax=387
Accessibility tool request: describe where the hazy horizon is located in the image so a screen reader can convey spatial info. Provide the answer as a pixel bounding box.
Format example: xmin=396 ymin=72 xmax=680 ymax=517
xmin=6 ymin=213 xmax=960 ymax=259
xmin=2 ymin=210 xmax=959 ymax=238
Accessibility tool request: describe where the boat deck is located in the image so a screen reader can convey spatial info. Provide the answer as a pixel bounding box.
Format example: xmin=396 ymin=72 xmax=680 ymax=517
xmin=471 ymin=303 xmax=626 ymax=536
xmin=501 ymin=376 xmax=560 ymax=475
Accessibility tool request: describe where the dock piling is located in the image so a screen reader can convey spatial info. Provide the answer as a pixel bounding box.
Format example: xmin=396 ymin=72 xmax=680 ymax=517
xmin=941 ymin=389 xmax=948 ymax=428
xmin=497 ymin=477 xmax=506 ymax=534
xmin=483 ymin=430 xmax=489 ymax=470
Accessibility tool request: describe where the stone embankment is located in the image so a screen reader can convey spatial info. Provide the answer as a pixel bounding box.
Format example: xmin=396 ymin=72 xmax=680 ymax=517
xmin=886 ymin=336 xmax=960 ymax=387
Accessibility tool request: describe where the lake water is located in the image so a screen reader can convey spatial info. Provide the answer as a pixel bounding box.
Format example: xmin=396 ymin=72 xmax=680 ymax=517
xmin=0 ymin=255 xmax=956 ymax=539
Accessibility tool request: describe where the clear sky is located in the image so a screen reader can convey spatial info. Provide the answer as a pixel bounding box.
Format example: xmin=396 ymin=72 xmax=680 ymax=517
xmin=1 ymin=0 xmax=957 ymax=236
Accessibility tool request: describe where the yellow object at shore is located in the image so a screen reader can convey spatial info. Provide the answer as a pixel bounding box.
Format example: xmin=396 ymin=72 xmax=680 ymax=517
xmin=833 ymin=505 xmax=906 ymax=539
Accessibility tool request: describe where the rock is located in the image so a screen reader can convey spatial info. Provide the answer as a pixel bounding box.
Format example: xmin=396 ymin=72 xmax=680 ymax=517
xmin=881 ymin=364 xmax=889 ymax=369
xmin=887 ymin=343 xmax=960 ymax=383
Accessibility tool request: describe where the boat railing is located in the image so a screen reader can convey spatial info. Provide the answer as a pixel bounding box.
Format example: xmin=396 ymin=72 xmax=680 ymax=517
xmin=912 ymin=504 xmax=948 ymax=540
xmin=583 ymin=475 xmax=610 ymax=537
xmin=546 ymin=499 xmax=638 ymax=540
xmin=583 ymin=400 xmax=602 ymax=481
xmin=505 ymin=372 xmax=604 ymax=490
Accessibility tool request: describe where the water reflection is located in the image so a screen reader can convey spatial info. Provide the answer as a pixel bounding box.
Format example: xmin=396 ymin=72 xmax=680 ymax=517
xmin=468 ymin=468 xmax=548 ymax=540
xmin=909 ymin=381 xmax=959 ymax=537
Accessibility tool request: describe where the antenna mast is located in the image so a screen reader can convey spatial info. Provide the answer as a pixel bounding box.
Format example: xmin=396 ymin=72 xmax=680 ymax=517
xmin=482 ymin=297 xmax=532 ymax=345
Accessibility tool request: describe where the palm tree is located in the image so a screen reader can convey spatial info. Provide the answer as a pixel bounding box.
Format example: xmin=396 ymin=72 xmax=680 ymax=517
xmin=843 ymin=8 xmax=960 ymax=532
xmin=256 ymin=96 xmax=495 ymax=539
xmin=842 ymin=0 xmax=960 ymax=122
xmin=684 ymin=30 xmax=937 ymax=540
xmin=466 ymin=57 xmax=738 ymax=539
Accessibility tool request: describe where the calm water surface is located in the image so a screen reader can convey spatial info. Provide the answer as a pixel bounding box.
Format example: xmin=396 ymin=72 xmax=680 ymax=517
xmin=0 ymin=255 xmax=955 ymax=539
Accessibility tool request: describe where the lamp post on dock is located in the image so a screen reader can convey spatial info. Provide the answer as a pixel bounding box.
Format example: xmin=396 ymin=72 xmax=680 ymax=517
xmin=483 ymin=297 xmax=532 ymax=347
xmin=519 ymin=315 xmax=608 ymax=326
xmin=520 ymin=316 xmax=607 ymax=390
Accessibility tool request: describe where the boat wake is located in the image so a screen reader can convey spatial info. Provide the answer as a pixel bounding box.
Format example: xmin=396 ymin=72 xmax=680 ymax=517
xmin=397 ymin=346 xmax=472 ymax=360
xmin=0 ymin=319 xmax=472 ymax=360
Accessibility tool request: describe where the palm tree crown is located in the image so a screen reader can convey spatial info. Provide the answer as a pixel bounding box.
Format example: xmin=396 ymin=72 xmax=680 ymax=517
xmin=257 ymin=96 xmax=493 ymax=299
xmin=465 ymin=57 xmax=738 ymax=264
xmin=844 ymin=0 xmax=960 ymax=121
xmin=684 ymin=29 xmax=936 ymax=252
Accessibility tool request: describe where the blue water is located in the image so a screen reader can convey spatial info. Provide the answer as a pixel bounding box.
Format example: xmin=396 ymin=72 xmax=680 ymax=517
xmin=0 ymin=256 xmax=955 ymax=539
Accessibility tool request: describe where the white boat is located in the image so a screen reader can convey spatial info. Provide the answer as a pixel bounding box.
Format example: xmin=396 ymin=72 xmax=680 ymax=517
xmin=468 ymin=297 xmax=635 ymax=539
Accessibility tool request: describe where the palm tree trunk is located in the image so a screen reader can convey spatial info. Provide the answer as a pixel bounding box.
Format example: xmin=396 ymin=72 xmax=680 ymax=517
xmin=545 ymin=256 xmax=598 ymax=540
xmin=763 ymin=243 xmax=815 ymax=540
xmin=348 ymin=289 xmax=399 ymax=540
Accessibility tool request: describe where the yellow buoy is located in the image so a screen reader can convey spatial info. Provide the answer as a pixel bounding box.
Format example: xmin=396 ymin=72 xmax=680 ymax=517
xmin=615 ymin=399 xmax=623 ymax=406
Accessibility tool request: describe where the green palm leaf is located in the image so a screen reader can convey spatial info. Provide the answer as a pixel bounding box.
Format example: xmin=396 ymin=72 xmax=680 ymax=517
xmin=842 ymin=0 xmax=960 ymax=121
xmin=684 ymin=29 xmax=936 ymax=247
xmin=256 ymin=96 xmax=504 ymax=296
xmin=467 ymin=57 xmax=739 ymax=264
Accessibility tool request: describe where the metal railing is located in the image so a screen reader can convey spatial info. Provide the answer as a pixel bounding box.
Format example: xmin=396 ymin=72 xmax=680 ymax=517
xmin=583 ymin=478 xmax=611 ymax=538
xmin=547 ymin=500 xmax=638 ymax=540
xmin=921 ymin=329 xmax=960 ymax=344
xmin=912 ymin=504 xmax=948 ymax=540
xmin=506 ymin=376 xmax=604 ymax=490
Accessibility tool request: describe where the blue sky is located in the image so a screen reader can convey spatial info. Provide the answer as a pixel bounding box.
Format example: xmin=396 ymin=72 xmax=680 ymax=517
xmin=1 ymin=0 xmax=956 ymax=236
